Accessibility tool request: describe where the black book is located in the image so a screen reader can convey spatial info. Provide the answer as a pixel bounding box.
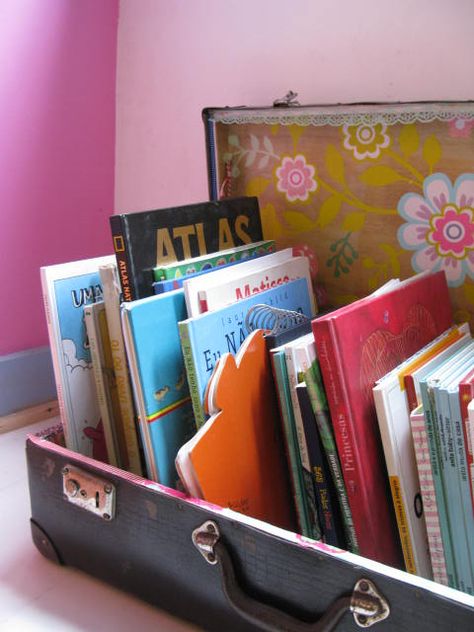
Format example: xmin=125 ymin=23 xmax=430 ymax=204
xmin=110 ymin=196 xmax=262 ymax=301
xmin=295 ymin=381 xmax=346 ymax=549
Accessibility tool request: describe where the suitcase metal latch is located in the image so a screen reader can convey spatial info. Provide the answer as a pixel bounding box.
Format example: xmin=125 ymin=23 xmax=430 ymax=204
xmin=62 ymin=465 xmax=115 ymax=521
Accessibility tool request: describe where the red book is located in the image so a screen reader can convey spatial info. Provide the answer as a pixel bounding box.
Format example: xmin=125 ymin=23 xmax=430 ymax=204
xmin=458 ymin=367 xmax=474 ymax=509
xmin=312 ymin=271 xmax=452 ymax=568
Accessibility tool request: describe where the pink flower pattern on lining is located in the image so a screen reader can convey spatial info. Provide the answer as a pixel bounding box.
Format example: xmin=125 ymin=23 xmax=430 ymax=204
xmin=276 ymin=155 xmax=317 ymax=202
xmin=397 ymin=173 xmax=474 ymax=286
xmin=448 ymin=118 xmax=474 ymax=138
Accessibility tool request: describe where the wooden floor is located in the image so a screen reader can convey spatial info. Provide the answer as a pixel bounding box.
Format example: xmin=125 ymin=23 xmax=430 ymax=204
xmin=0 ymin=399 xmax=59 ymax=434
xmin=1 ymin=414 xmax=197 ymax=631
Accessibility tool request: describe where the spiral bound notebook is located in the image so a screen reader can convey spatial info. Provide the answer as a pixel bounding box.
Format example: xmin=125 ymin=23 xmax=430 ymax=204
xmin=245 ymin=303 xmax=312 ymax=350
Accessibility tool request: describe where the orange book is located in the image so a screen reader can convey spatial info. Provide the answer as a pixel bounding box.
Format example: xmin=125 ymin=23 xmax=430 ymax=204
xmin=175 ymin=329 xmax=295 ymax=531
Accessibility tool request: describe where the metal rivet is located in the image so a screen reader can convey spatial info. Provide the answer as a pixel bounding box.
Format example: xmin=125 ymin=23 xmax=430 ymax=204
xmin=103 ymin=513 xmax=111 ymax=521
xmin=207 ymin=523 xmax=216 ymax=533
xmin=61 ymin=467 xmax=69 ymax=475
xmin=359 ymin=580 xmax=369 ymax=592
xmin=207 ymin=553 xmax=215 ymax=563
xmin=104 ymin=484 xmax=112 ymax=494
xmin=358 ymin=615 xmax=367 ymax=625
xmin=80 ymin=489 xmax=87 ymax=498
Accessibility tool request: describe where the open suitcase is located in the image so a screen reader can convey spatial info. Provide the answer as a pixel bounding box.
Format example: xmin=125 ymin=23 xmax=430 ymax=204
xmin=28 ymin=98 xmax=474 ymax=630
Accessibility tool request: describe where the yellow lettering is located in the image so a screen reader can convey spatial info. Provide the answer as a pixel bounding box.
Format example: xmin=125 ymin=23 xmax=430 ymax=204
xmin=235 ymin=214 xmax=252 ymax=244
xmin=156 ymin=228 xmax=177 ymax=266
xmin=218 ymin=218 xmax=235 ymax=250
xmin=195 ymin=223 xmax=207 ymax=255
xmin=173 ymin=225 xmax=196 ymax=259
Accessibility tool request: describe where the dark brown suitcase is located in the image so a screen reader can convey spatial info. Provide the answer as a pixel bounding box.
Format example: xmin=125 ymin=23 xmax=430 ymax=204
xmin=28 ymin=98 xmax=474 ymax=630
xmin=27 ymin=429 xmax=474 ymax=631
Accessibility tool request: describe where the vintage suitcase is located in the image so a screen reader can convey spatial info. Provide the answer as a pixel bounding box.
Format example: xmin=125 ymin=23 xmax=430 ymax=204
xmin=28 ymin=98 xmax=474 ymax=630
xmin=27 ymin=429 xmax=474 ymax=631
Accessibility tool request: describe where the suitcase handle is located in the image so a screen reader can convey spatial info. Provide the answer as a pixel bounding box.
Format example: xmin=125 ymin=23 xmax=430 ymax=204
xmin=192 ymin=521 xmax=390 ymax=632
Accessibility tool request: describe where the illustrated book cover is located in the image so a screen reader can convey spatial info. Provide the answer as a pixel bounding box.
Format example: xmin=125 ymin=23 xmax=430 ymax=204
xmin=183 ymin=247 xmax=296 ymax=317
xmin=312 ymin=270 xmax=453 ymax=567
xmin=199 ymin=254 xmax=316 ymax=315
xmin=175 ymin=329 xmax=296 ymax=531
xmin=110 ymin=196 xmax=263 ymax=301
xmin=121 ymin=289 xmax=196 ymax=486
xmin=178 ymin=276 xmax=314 ymax=428
xmin=40 ymin=254 xmax=115 ymax=457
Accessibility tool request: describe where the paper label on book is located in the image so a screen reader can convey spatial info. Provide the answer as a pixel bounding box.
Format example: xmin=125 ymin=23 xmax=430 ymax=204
xmin=389 ymin=475 xmax=417 ymax=575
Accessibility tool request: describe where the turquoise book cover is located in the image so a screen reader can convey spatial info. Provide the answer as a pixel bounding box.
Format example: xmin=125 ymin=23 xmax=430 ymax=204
xmin=179 ymin=277 xmax=314 ymax=428
xmin=121 ymin=289 xmax=195 ymax=487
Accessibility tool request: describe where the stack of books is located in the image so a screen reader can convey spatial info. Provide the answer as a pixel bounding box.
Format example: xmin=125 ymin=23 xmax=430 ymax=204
xmin=41 ymin=195 xmax=474 ymax=595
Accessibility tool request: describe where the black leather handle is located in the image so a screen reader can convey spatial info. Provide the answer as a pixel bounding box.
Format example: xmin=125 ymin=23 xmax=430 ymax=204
xmin=192 ymin=521 xmax=390 ymax=631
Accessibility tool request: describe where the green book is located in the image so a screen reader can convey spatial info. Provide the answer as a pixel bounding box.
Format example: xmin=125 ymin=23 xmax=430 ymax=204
xmin=304 ymin=359 xmax=359 ymax=553
xmin=153 ymin=240 xmax=275 ymax=281
xmin=271 ymin=349 xmax=314 ymax=538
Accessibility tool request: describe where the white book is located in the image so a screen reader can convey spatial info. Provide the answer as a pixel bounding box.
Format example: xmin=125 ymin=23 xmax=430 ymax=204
xmin=200 ymin=256 xmax=316 ymax=316
xmin=40 ymin=254 xmax=115 ymax=456
xmin=183 ymin=248 xmax=294 ymax=317
xmin=373 ymin=324 xmax=472 ymax=580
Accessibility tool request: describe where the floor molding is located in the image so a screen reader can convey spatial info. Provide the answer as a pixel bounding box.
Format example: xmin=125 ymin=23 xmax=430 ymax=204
xmin=0 ymin=399 xmax=59 ymax=434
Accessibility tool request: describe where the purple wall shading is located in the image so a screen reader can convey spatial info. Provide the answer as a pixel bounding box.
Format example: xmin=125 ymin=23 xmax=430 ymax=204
xmin=0 ymin=0 xmax=118 ymax=355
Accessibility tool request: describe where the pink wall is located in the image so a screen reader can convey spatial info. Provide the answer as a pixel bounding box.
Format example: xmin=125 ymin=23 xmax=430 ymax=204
xmin=115 ymin=0 xmax=474 ymax=213
xmin=0 ymin=0 xmax=118 ymax=355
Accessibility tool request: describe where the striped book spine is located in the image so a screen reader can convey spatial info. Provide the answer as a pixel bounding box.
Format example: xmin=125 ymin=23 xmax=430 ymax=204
xmin=410 ymin=405 xmax=448 ymax=585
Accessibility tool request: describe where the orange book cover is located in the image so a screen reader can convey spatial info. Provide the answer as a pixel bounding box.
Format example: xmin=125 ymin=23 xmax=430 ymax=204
xmin=176 ymin=329 xmax=295 ymax=531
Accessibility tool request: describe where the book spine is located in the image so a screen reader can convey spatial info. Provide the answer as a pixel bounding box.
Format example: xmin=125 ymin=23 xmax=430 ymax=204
xmin=284 ymin=347 xmax=322 ymax=541
xmin=110 ymin=214 xmax=136 ymax=302
xmin=179 ymin=321 xmax=206 ymax=429
xmin=409 ymin=407 xmax=449 ymax=585
xmin=296 ymin=383 xmax=345 ymax=548
xmin=303 ymin=361 xmax=359 ymax=553
xmin=270 ymin=351 xmax=312 ymax=537
xmin=84 ymin=305 xmax=119 ymax=467
xmin=420 ymin=380 xmax=458 ymax=588
xmin=459 ymin=382 xmax=474 ymax=510
xmin=449 ymin=389 xmax=474 ymax=593
xmin=404 ymin=375 xmax=419 ymax=413
xmin=440 ymin=388 xmax=474 ymax=594
xmin=373 ymin=387 xmax=428 ymax=577
xmin=99 ymin=265 xmax=144 ymax=476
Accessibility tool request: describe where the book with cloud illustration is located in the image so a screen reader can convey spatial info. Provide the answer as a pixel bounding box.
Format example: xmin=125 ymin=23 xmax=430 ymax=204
xmin=121 ymin=289 xmax=196 ymax=486
xmin=41 ymin=255 xmax=115 ymax=458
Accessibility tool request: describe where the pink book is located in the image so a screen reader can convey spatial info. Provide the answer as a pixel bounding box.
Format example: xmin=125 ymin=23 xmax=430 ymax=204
xmin=409 ymin=405 xmax=448 ymax=585
xmin=312 ymin=271 xmax=452 ymax=567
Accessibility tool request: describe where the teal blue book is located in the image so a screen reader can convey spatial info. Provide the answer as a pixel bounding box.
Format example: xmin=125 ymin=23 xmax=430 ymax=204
xmin=434 ymin=354 xmax=474 ymax=594
xmin=179 ymin=277 xmax=313 ymax=428
xmin=419 ymin=342 xmax=474 ymax=589
xmin=121 ymin=289 xmax=196 ymax=487
xmin=270 ymin=349 xmax=315 ymax=538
